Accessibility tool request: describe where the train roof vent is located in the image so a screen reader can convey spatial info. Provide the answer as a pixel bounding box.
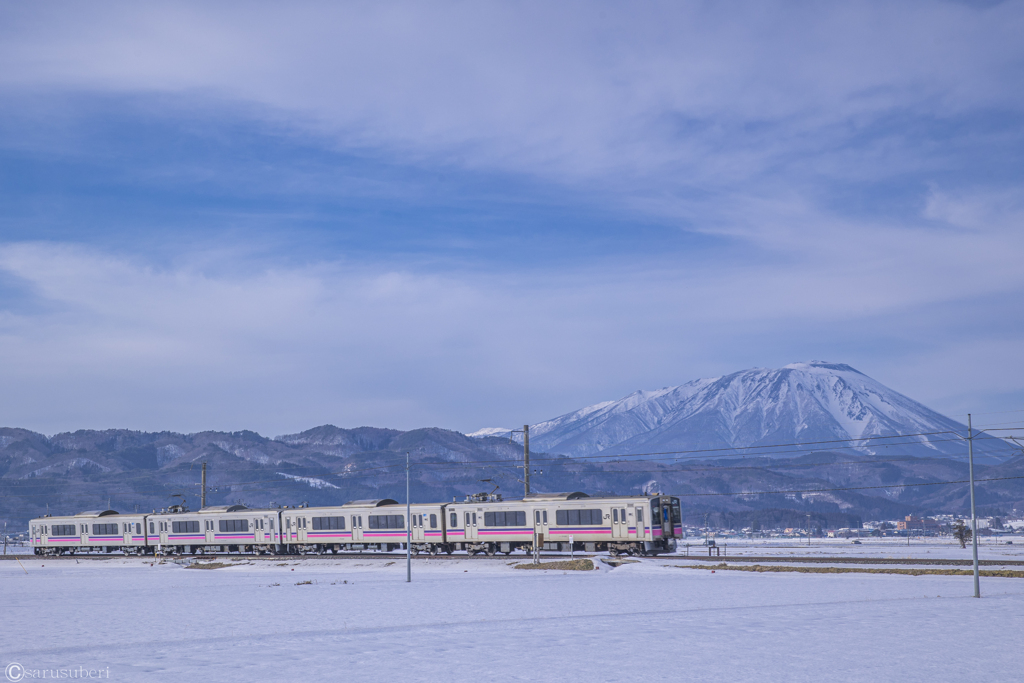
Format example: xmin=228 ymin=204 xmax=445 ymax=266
xmin=75 ymin=509 xmax=119 ymax=518
xmin=198 ymin=505 xmax=249 ymax=513
xmin=522 ymin=492 xmax=589 ymax=502
xmin=341 ymin=499 xmax=399 ymax=508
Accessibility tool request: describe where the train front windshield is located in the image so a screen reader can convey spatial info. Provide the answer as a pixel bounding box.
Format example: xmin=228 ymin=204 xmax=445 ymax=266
xmin=651 ymin=497 xmax=683 ymax=537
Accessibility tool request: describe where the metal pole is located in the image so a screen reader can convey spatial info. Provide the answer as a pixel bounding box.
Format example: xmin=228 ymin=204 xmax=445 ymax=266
xmin=201 ymin=462 xmax=207 ymax=509
xmin=406 ymin=451 xmax=411 ymax=583
xmin=524 ymin=424 xmax=530 ymax=497
xmin=968 ymin=414 xmax=980 ymax=598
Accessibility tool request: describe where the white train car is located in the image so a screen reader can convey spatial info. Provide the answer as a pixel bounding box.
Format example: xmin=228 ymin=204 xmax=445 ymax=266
xmin=447 ymin=492 xmax=681 ymax=556
xmin=146 ymin=504 xmax=281 ymax=555
xmin=280 ymin=500 xmax=448 ymax=554
xmin=29 ymin=510 xmax=148 ymax=555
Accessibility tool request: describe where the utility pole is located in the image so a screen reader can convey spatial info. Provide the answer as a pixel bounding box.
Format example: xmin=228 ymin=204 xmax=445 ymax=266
xmin=968 ymin=414 xmax=980 ymax=598
xmin=510 ymin=425 xmax=531 ymax=497
xmin=406 ymin=451 xmax=411 ymax=583
xmin=201 ymin=462 xmax=207 ymax=509
xmin=524 ymin=425 xmax=530 ymax=497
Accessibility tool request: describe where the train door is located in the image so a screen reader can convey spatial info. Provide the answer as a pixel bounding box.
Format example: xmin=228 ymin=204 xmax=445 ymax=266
xmin=352 ymin=516 xmax=362 ymax=542
xmin=80 ymin=523 xmax=89 ymax=546
xmin=627 ymin=505 xmax=638 ymax=539
xmin=612 ymin=507 xmax=627 ymax=539
xmin=205 ymin=519 xmax=215 ymax=544
xmin=464 ymin=511 xmax=478 ymax=541
xmin=635 ymin=507 xmax=646 ymax=540
xmin=123 ymin=522 xmax=131 ymax=545
xmin=254 ymin=517 xmax=264 ymax=544
xmin=533 ymin=508 xmax=550 ymax=547
xmin=159 ymin=521 xmax=168 ymax=546
xmin=412 ymin=514 xmax=424 ymax=542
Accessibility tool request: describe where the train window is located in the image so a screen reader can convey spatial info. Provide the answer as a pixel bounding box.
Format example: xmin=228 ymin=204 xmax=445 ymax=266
xmin=92 ymin=523 xmax=119 ymax=535
xmin=612 ymin=509 xmax=618 ymax=522
xmin=637 ymin=509 xmax=643 ymax=523
xmin=535 ymin=511 xmax=540 ymax=524
xmin=555 ymin=509 xmax=602 ymax=526
xmin=269 ymin=519 xmax=274 ymax=530
xmin=430 ymin=514 xmax=437 ymax=529
xmin=172 ymin=521 xmax=200 ymax=534
xmin=312 ymin=516 xmax=346 ymax=530
xmin=219 ymin=519 xmax=249 ymax=533
xmin=543 ymin=511 xmax=548 ymax=524
xmin=51 ymin=525 xmax=77 ymax=536
xmin=368 ymin=515 xmax=405 ymax=529
xmin=483 ymin=511 xmax=526 ymax=527
xmin=149 ymin=522 xmax=155 ymax=534
xmin=465 ymin=512 xmax=471 ymax=527
xmin=451 ymin=512 xmax=458 ymax=527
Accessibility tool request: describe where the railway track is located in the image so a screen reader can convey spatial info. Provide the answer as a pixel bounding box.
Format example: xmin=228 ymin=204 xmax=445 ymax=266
xmin=7 ymin=553 xmax=1023 ymax=566
xmin=0 ymin=551 xmax=594 ymax=562
xmin=672 ymin=555 xmax=1024 ymax=566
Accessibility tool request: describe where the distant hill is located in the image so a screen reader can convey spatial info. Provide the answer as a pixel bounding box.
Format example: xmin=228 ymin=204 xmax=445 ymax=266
xmin=3 ymin=422 xmax=1023 ymax=531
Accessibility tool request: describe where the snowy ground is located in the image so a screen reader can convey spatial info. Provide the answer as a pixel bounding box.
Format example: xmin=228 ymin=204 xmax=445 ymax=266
xmin=2 ymin=553 xmax=1023 ymax=682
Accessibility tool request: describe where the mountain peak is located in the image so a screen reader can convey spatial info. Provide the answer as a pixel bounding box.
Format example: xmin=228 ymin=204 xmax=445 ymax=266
xmin=524 ymin=362 xmax=1003 ymax=460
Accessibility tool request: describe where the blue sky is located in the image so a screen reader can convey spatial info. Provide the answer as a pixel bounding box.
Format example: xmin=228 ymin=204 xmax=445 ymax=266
xmin=1 ymin=1 xmax=1022 ymax=436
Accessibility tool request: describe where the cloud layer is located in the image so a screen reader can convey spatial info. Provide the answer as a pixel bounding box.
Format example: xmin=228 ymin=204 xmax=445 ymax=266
xmin=0 ymin=1 xmax=1022 ymax=433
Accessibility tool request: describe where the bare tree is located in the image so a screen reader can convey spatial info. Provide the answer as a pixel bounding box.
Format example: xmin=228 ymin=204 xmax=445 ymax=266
xmin=953 ymin=519 xmax=972 ymax=549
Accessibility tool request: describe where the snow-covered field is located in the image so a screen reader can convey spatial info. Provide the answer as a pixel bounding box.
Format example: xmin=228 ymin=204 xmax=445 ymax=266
xmin=678 ymin=537 xmax=1024 ymax=561
xmin=2 ymin=553 xmax=1022 ymax=682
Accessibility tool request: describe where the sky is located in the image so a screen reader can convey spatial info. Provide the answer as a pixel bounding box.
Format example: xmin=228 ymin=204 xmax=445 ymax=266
xmin=1 ymin=1 xmax=1023 ymax=437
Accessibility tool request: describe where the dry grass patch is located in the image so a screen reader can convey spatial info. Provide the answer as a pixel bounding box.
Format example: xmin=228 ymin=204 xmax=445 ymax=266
xmin=184 ymin=562 xmax=231 ymax=570
xmin=515 ymin=559 xmax=595 ymax=571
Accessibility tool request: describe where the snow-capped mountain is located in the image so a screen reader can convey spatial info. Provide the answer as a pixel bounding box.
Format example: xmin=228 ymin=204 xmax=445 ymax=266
xmin=521 ymin=362 xmax=1009 ymax=460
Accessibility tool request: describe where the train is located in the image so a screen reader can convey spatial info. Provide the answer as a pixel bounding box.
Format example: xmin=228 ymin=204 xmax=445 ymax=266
xmin=28 ymin=492 xmax=683 ymax=557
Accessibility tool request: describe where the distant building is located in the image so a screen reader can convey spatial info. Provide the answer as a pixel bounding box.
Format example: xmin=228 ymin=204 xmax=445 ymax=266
xmin=896 ymin=515 xmax=940 ymax=531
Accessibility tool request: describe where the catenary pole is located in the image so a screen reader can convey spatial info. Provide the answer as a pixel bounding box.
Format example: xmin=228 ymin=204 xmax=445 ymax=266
xmin=406 ymin=451 xmax=411 ymax=583
xmin=968 ymin=415 xmax=980 ymax=598
xmin=201 ymin=462 xmax=207 ymax=509
xmin=524 ymin=424 xmax=530 ymax=497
